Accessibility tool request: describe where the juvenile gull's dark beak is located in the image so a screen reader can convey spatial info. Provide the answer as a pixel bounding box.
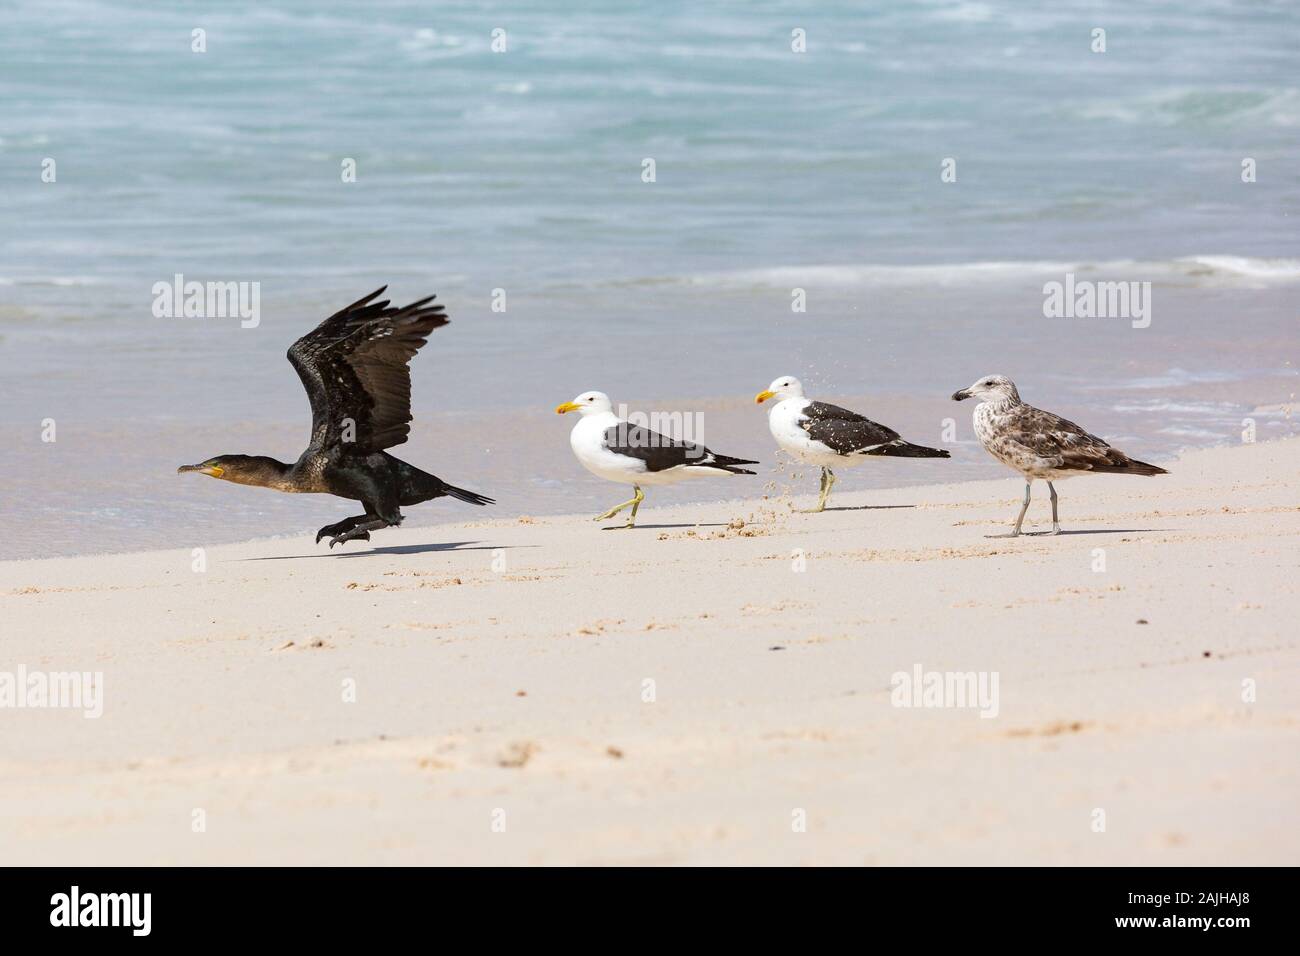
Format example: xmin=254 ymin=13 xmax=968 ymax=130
xmin=951 ymin=389 xmax=971 ymax=401
xmin=177 ymin=464 xmax=203 ymax=474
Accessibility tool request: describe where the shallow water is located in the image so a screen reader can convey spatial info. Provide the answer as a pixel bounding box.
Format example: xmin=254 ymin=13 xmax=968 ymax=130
xmin=2 ymin=1 xmax=1298 ymax=558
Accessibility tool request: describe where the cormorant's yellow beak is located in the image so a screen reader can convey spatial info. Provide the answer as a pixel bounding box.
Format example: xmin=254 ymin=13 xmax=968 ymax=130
xmin=754 ymin=390 xmax=777 ymax=404
xmin=555 ymin=402 xmax=582 ymax=414
xmin=178 ymin=463 xmax=223 ymax=478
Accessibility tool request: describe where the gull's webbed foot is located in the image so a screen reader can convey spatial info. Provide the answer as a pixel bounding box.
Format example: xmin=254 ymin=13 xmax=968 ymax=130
xmin=985 ymin=531 xmax=1022 ymax=539
xmin=595 ymin=488 xmax=642 ymax=527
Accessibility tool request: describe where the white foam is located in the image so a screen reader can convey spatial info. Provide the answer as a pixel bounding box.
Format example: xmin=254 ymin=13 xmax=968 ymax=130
xmin=683 ymin=256 xmax=1300 ymax=290
xmin=1177 ymin=255 xmax=1300 ymax=280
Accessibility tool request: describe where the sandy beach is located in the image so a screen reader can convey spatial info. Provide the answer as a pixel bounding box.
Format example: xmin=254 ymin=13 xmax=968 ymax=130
xmin=2 ymin=436 xmax=1296 ymax=866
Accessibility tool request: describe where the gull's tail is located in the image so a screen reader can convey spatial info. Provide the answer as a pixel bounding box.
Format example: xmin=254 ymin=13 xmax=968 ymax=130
xmin=1092 ymin=458 xmax=1168 ymax=476
xmin=696 ymin=452 xmax=759 ymax=475
xmin=865 ymin=440 xmax=951 ymax=459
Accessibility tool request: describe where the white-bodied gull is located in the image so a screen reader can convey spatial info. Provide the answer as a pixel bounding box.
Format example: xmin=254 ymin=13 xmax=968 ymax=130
xmin=755 ymin=376 xmax=950 ymax=512
xmin=556 ymin=391 xmax=758 ymax=529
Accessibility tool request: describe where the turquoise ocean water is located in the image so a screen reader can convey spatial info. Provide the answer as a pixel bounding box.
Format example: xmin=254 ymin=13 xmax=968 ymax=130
xmin=2 ymin=1 xmax=1298 ymax=556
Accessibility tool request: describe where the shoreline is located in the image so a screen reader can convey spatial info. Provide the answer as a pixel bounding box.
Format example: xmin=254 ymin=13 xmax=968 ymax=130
xmin=0 ymin=439 xmax=1166 ymax=566
xmin=9 ymin=413 xmax=1296 ymax=564
xmin=0 ymin=438 xmax=1185 ymax=567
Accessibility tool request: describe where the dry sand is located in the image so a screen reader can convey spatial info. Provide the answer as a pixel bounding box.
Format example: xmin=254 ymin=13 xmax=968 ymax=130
xmin=2 ymin=437 xmax=1297 ymax=865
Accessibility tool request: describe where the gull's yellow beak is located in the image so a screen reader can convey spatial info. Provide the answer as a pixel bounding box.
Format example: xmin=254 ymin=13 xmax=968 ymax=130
xmin=555 ymin=401 xmax=582 ymax=414
xmin=754 ymin=390 xmax=777 ymax=404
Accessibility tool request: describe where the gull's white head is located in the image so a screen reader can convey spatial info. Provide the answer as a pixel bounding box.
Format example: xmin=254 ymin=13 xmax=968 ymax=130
xmin=755 ymin=375 xmax=805 ymax=405
xmin=952 ymin=375 xmax=1019 ymax=404
xmin=555 ymin=390 xmax=613 ymax=416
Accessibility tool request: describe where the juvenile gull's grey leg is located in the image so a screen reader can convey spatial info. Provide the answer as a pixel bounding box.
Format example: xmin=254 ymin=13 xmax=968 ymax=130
xmin=1047 ymin=481 xmax=1061 ymax=534
xmin=987 ymin=480 xmax=1032 ymax=538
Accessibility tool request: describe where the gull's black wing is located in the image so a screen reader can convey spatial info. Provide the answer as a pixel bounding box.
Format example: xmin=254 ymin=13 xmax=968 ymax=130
xmin=799 ymin=401 xmax=901 ymax=455
xmin=603 ymin=424 xmax=757 ymax=473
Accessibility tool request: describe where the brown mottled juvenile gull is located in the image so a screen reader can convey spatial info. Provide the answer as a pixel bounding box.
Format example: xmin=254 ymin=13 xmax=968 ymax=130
xmin=952 ymin=375 xmax=1167 ymax=537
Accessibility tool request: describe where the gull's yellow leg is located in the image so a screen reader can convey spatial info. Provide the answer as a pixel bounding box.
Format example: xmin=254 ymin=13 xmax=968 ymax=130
xmin=595 ymin=485 xmax=643 ymax=523
xmin=797 ymin=468 xmax=830 ymax=513
xmin=625 ymin=485 xmax=644 ymax=528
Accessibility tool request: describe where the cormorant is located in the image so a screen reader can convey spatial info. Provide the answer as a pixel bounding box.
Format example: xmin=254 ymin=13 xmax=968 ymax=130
xmin=179 ymin=287 xmax=493 ymax=547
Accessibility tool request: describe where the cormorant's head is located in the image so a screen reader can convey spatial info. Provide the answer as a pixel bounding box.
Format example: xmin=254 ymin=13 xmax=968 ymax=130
xmin=177 ymin=455 xmax=285 ymax=486
xmin=952 ymin=375 xmax=1019 ymax=404
xmin=555 ymin=391 xmax=613 ymax=416
xmin=755 ymin=375 xmax=804 ymax=404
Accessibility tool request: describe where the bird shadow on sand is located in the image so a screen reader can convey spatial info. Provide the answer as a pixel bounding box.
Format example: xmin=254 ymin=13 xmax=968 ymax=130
xmin=996 ymin=528 xmax=1170 ymax=538
xmin=240 ymin=541 xmax=534 ymax=560
xmin=822 ymin=504 xmax=916 ymax=512
xmin=601 ymin=522 xmax=732 ymax=531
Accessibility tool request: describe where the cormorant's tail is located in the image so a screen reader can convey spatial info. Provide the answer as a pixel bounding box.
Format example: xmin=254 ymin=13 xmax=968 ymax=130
xmin=443 ymin=482 xmax=495 ymax=506
xmin=392 ymin=455 xmax=495 ymax=506
xmin=865 ymin=440 xmax=951 ymax=459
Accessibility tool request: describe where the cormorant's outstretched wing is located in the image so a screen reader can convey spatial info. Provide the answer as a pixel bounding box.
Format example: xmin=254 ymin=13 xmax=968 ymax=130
xmin=800 ymin=401 xmax=901 ymax=455
xmin=287 ymin=287 xmax=448 ymax=454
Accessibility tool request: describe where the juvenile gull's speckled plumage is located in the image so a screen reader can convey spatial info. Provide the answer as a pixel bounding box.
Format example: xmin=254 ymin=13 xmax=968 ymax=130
xmin=953 ymin=375 xmax=1167 ymax=537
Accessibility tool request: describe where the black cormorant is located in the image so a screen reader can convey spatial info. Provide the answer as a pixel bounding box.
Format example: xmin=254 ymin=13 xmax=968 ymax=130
xmin=179 ymin=287 xmax=492 ymax=547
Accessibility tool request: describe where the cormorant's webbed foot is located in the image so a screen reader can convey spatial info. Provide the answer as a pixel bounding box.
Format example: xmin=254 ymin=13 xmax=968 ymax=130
xmin=317 ymin=517 xmax=362 ymax=544
xmin=329 ymin=529 xmax=371 ymax=548
xmin=318 ymin=515 xmax=386 ymax=547
xmin=328 ymin=518 xmax=389 ymax=549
